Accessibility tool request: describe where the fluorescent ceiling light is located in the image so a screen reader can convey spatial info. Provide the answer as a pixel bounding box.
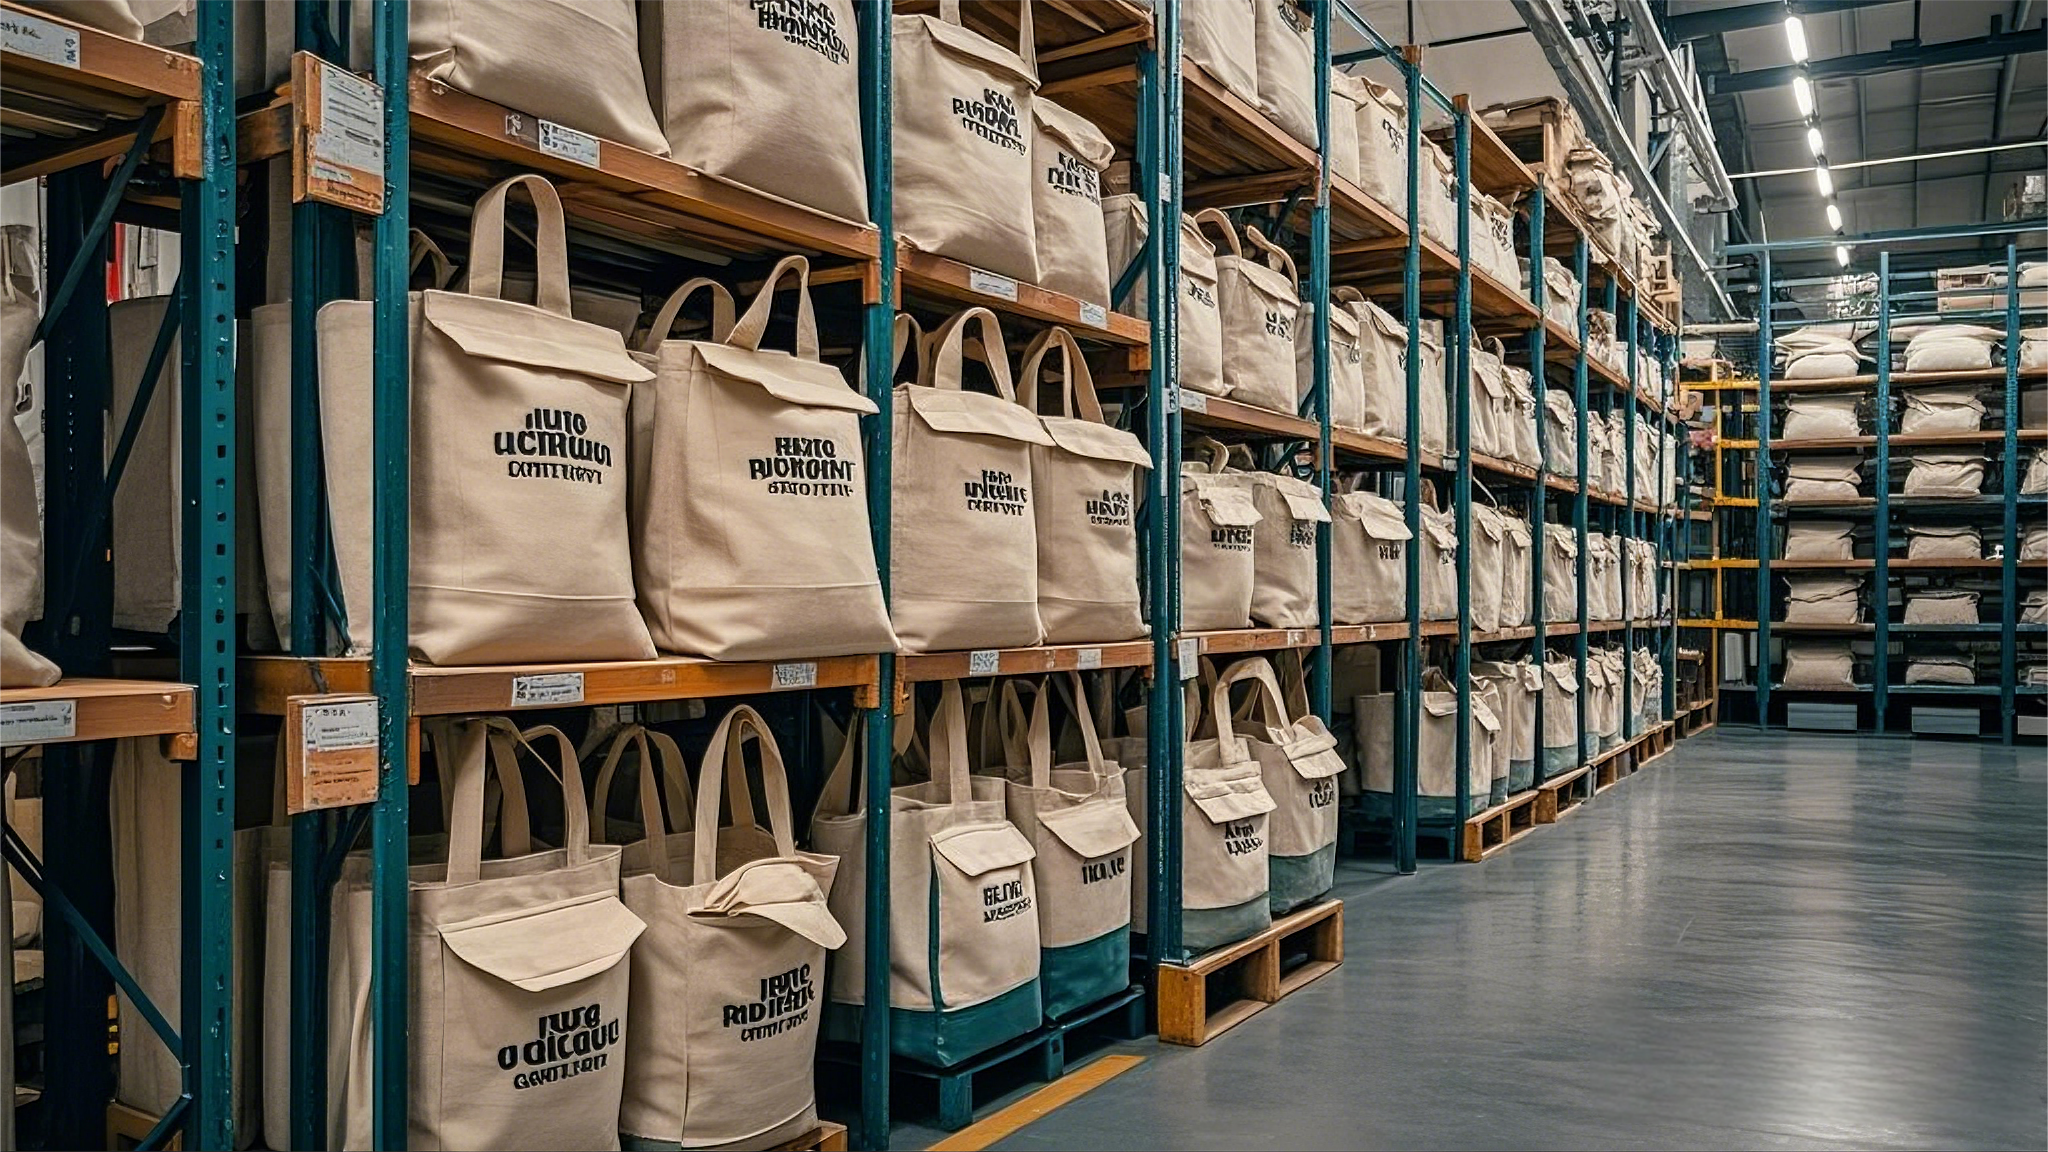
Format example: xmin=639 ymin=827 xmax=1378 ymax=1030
xmin=1815 ymin=165 xmax=1833 ymax=196
xmin=1806 ymin=126 xmax=1825 ymax=156
xmin=1826 ymin=203 xmax=1843 ymax=230
xmin=1836 ymin=245 xmax=1851 ymax=267
xmin=1793 ymin=74 xmax=1815 ymax=117
xmin=1785 ymin=16 xmax=1809 ymax=63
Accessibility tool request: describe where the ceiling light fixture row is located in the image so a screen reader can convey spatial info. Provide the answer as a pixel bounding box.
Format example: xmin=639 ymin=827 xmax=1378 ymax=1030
xmin=1786 ymin=8 xmax=1847 ymax=263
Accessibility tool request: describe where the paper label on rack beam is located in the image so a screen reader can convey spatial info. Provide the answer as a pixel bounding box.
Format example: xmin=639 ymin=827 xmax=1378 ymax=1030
xmin=967 ymin=650 xmax=1001 ymax=676
xmin=1078 ymin=302 xmax=1108 ymax=328
xmin=1179 ymin=390 xmax=1207 ymax=414
xmin=0 ymin=700 xmax=75 ymax=745
xmin=1075 ymin=648 xmax=1103 ymax=670
xmin=509 ymin=672 xmax=584 ymax=707
xmin=1177 ymin=638 xmax=1199 ymax=680
xmin=303 ymin=699 xmax=377 ymax=753
xmin=537 ymin=119 xmax=600 ymax=168
xmin=968 ymin=268 xmax=1019 ymax=301
xmin=313 ymin=62 xmax=383 ymax=178
xmin=772 ymin=662 xmax=818 ymax=689
xmin=1 ymin=11 xmax=77 ymax=67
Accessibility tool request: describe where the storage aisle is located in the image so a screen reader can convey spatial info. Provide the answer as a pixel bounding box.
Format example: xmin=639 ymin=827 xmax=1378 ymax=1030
xmin=979 ymin=730 xmax=2048 ymax=1151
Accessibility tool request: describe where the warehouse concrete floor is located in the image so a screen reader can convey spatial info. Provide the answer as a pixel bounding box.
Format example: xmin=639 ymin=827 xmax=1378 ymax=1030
xmin=988 ymin=729 xmax=2048 ymax=1151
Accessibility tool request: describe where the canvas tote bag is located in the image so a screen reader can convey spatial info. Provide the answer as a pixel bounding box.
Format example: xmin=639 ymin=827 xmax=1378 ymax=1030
xmin=986 ymin=677 xmax=1138 ymax=1019
xmin=1903 ymin=590 xmax=1980 ymax=625
xmin=1179 ymin=662 xmax=1280 ymax=952
xmin=2026 ymin=525 xmax=2048 ymax=562
xmin=1583 ymin=533 xmax=1617 ymax=621
xmin=1234 ymin=655 xmax=1344 ymax=913
xmin=1469 ymin=338 xmax=1511 ymax=460
xmin=1252 ymin=0 xmax=1316 ymax=146
xmin=1199 ymin=210 xmax=1301 ymax=414
xmin=1902 ymin=452 xmax=1985 ymax=497
xmin=1781 ymin=394 xmax=1861 ymax=440
xmin=0 ymin=230 xmax=55 ymax=687
xmin=1783 ymin=576 xmax=1863 ymax=624
xmin=892 ymin=308 xmax=1054 ymax=651
xmin=1543 ymin=390 xmax=1579 ymax=478
xmin=1178 ymin=443 xmax=1261 ymax=631
xmin=1418 ymin=501 xmax=1459 ymax=621
xmin=1542 ymin=522 xmax=1578 ymax=624
xmin=1586 ymin=651 xmax=1620 ymax=750
xmin=1030 ymin=98 xmax=1114 ymax=306
xmin=1101 ymin=199 xmax=1226 ymax=400
xmin=1784 ymin=456 xmax=1862 ymax=501
xmin=596 ymin=713 xmax=844 ymax=1151
xmin=1504 ymin=361 xmax=1541 ymax=468
xmin=2028 ymin=449 xmax=2048 ymax=495
xmin=1352 ymin=294 xmax=1408 ymax=441
xmin=405 ymin=175 xmax=656 ymax=664
xmin=408 ymin=0 xmax=666 ymax=154
xmin=1541 ymin=656 xmax=1579 ymax=774
xmin=2024 ymin=590 xmax=2048 ymax=625
xmin=1240 ymin=462 xmax=1329 ymax=630
xmin=1183 ymin=0 xmax=1259 ymax=107
xmin=1017 ymin=328 xmax=1150 ymax=643
xmin=640 ymin=0 xmax=867 ymax=222
xmin=1472 ymin=679 xmax=1507 ymax=808
xmin=1328 ymin=74 xmax=1363 ymax=186
xmin=1900 ymin=385 xmax=1985 ymax=434
xmin=1906 ymin=524 xmax=1980 ymax=560
xmin=1469 ymin=501 xmax=1507 ymax=633
xmin=333 ymin=719 xmax=645 ymax=1151
xmin=1416 ymin=670 xmax=1489 ymax=820
xmin=1417 ymin=319 xmax=1449 ymax=457
xmin=1500 ymin=510 xmax=1533 ymax=629
xmin=1781 ymin=641 xmax=1855 ymax=689
xmin=1300 ymin=288 xmax=1368 ymax=431
xmin=893 ymin=1 xmax=1039 ymax=282
xmin=629 ymin=257 xmax=892 ymax=660
xmin=2023 ymin=327 xmax=2048 ymax=370
xmin=1329 ymin=489 xmax=1409 ymax=624
xmin=1354 ymin=77 xmax=1408 ymax=213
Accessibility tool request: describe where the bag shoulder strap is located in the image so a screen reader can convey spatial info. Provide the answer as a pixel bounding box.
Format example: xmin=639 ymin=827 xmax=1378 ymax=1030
xmin=816 ymin=710 xmax=866 ymax=820
xmin=928 ymin=680 xmax=975 ymax=808
xmin=463 ymin=174 xmax=571 ymax=317
xmin=693 ymin=705 xmax=798 ymax=884
xmin=729 ymin=254 xmax=822 ymax=360
xmin=1192 ymin=208 xmax=1243 ymax=260
xmin=1016 ymin=326 xmax=1107 ymax=423
xmin=936 ymin=0 xmax=1037 ymax=74
xmin=589 ymin=724 xmax=694 ymax=853
xmin=643 ymin=278 xmax=736 ymax=352
xmin=1244 ymin=223 xmax=1298 ymax=287
xmin=408 ymin=229 xmax=457 ymax=291
xmin=924 ymin=307 xmax=1016 ymax=399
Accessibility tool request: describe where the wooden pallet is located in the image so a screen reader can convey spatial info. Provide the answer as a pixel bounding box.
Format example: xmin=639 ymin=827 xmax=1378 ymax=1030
xmin=1535 ymin=764 xmax=1592 ymax=823
xmin=1460 ymin=787 xmax=1542 ymax=861
xmin=1159 ymin=898 xmax=1343 ymax=1047
xmin=770 ymin=1122 xmax=849 ymax=1151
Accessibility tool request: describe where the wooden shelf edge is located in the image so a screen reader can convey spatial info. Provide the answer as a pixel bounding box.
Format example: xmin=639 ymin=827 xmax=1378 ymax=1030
xmin=0 ymin=678 xmax=194 ymax=748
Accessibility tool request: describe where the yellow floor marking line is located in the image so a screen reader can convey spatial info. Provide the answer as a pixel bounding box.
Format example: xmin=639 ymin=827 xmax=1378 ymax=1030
xmin=923 ymin=1053 xmax=1146 ymax=1152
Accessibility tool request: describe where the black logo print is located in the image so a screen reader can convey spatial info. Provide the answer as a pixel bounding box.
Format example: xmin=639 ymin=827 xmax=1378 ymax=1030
xmin=965 ymin=469 xmax=1030 ymax=515
xmin=494 ymin=408 xmax=613 ymax=485
xmin=1080 ymin=854 xmax=1127 ymax=885
xmin=953 ymin=87 xmax=1026 ymax=153
xmin=982 ymin=878 xmax=1032 ymax=923
xmin=750 ymin=0 xmax=849 ymax=64
xmin=1265 ymin=310 xmax=1293 ymax=340
xmin=1223 ymin=819 xmax=1263 ymax=857
xmin=1186 ymin=280 xmax=1217 ymax=308
xmin=722 ymin=964 xmax=816 ymax=1043
xmin=1045 ymin=149 xmax=1101 ymax=204
xmin=748 ymin=436 xmax=857 ymax=497
xmin=496 ymin=1004 xmax=619 ymax=1090
xmin=1087 ymin=488 xmax=1132 ymax=527
xmin=1309 ymin=777 xmax=1335 ymax=809
xmin=1211 ymin=525 xmax=1253 ymax=552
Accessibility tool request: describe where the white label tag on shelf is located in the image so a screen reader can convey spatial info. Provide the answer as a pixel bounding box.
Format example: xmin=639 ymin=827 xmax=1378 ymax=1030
xmin=1076 ymin=648 xmax=1103 ymax=671
xmin=1286 ymin=630 xmax=1306 ymax=646
xmin=1177 ymin=637 xmax=1199 ymax=680
xmin=1180 ymin=390 xmax=1207 ymax=414
xmin=0 ymin=700 xmax=75 ymax=745
xmin=1078 ymin=302 xmax=1108 ymax=328
xmin=967 ymin=649 xmax=1001 ymax=676
xmin=313 ymin=62 xmax=382 ymax=177
xmin=968 ymin=268 xmax=1019 ymax=301
xmin=509 ymin=672 xmax=584 ymax=707
xmin=772 ymin=662 xmax=818 ymax=690
xmin=1 ymin=11 xmax=79 ymax=68
xmin=537 ymin=119 xmax=600 ymax=167
xmin=302 ymin=699 xmax=377 ymax=754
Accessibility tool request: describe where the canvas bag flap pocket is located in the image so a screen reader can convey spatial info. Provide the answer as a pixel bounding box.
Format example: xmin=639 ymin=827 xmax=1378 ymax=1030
xmin=1034 ymin=799 xmax=1140 ymax=862
xmin=929 ymin=821 xmax=1037 ymax=878
xmin=1280 ymin=723 xmax=1346 ymax=779
xmin=691 ymin=855 xmax=847 ymax=950
xmin=1348 ymin=494 xmax=1411 ymax=541
xmin=1183 ymin=764 xmax=1277 ymax=824
xmin=904 ymin=385 xmax=1055 ymax=445
xmin=420 ymin=292 xmax=652 ymax=386
xmin=1196 ymin=483 xmax=1262 ymax=527
xmin=695 ymin=342 xmax=878 ymax=415
xmin=1041 ymin=419 xmax=1155 ymax=467
xmin=1279 ymin=487 xmax=1332 ymax=525
xmin=439 ymin=891 xmax=646 ymax=993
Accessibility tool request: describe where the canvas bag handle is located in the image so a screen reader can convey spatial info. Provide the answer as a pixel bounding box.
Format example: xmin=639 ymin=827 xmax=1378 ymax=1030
xmin=463 ymin=174 xmax=572 ymax=317
xmin=926 ymin=679 xmax=976 ymax=809
xmin=641 ymin=278 xmax=736 ymax=352
xmin=1191 ymin=208 xmax=1242 ymax=261
xmin=588 ymin=724 xmax=695 ymax=853
xmin=1016 ymin=326 xmax=1107 ymax=423
xmin=1046 ymin=671 xmax=1112 ymax=776
xmin=1244 ymin=223 xmax=1298 ymax=287
xmin=925 ymin=306 xmax=1017 ymax=399
xmin=693 ymin=705 xmax=799 ymax=885
xmin=1274 ymin=649 xmax=1312 ymax=726
xmin=729 ymin=254 xmax=823 ymax=360
xmin=448 ymin=719 xmax=586 ymax=885
xmin=815 ymin=710 xmax=868 ymax=820
xmin=408 ymin=228 xmax=457 ymax=291
xmin=1183 ymin=434 xmax=1233 ymax=475
xmin=1209 ymin=657 xmax=1288 ymax=742
xmin=425 ymin=716 xmax=529 ymax=850
xmin=937 ymin=0 xmax=1037 ymax=74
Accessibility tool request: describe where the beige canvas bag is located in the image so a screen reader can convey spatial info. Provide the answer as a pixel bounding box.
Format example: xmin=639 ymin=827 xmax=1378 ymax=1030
xmin=1199 ymin=210 xmax=1301 ymax=415
xmin=892 ymin=308 xmax=1054 ymax=651
xmin=1330 ymin=489 xmax=1409 ymax=624
xmin=1781 ymin=642 xmax=1855 ymax=689
xmin=1473 ymin=191 xmax=1519 ymax=288
xmin=1469 ymin=501 xmax=1507 ymax=633
xmin=1566 ymin=148 xmax=1623 ymax=252
xmin=893 ymin=1 xmax=1039 ymax=282
xmin=986 ymin=677 xmax=1138 ymax=1018
xmin=594 ymin=713 xmax=843 ymax=1151
xmin=409 ymin=0 xmax=666 ymax=154
xmin=1101 ymin=196 xmax=1226 ymax=395
xmin=1417 ymin=319 xmax=1448 ymax=457
xmin=1903 ymin=590 xmax=1980 ymax=625
xmin=1783 ymin=576 xmax=1863 ymax=623
xmin=2028 ymin=449 xmax=2048 ymax=495
xmin=2023 ymin=590 xmax=2048 ymax=625
xmin=1781 ymin=394 xmax=1861 ymax=440
xmin=1470 ymin=337 xmax=1511 ymax=459
xmin=1241 ymin=464 xmax=1329 ymax=630
xmin=1017 ymin=328 xmax=1151 ymax=643
xmin=1630 ymin=537 xmax=1658 ymax=619
xmin=1780 ymin=337 xmax=1864 ymax=381
xmin=1472 ymin=679 xmax=1506 ymax=808
xmin=1900 ymin=385 xmax=1985 ymax=434
xmin=1542 ymin=522 xmax=1579 ymax=624
xmin=1581 ymin=533 xmax=1615 ymax=621
xmin=406 ymin=175 xmax=656 ymax=664
xmin=1543 ymin=390 xmax=1579 ymax=478
xmin=1234 ymin=655 xmax=1344 ymax=913
xmin=1179 ymin=448 xmax=1260 ymax=631
xmin=2023 ymin=327 xmax=2048 ymax=370
xmin=1183 ymin=0 xmax=1259 ymax=107
xmin=1352 ymin=77 xmax=1408 ymax=213
xmin=1418 ymin=670 xmax=1489 ymax=812
xmin=1328 ymin=74 xmax=1363 ymax=186
xmin=105 ymin=296 xmax=179 ymax=632
xmin=1179 ymin=661 xmax=1279 ymax=952
xmin=1418 ymin=501 xmax=1459 ymax=621
xmin=1500 ymin=510 xmax=1533 ymax=628
xmin=1784 ymin=456 xmax=1862 ymax=501
xmin=1031 ymin=98 xmax=1114 ymax=305
xmin=1585 ymin=651 xmax=1619 ymax=746
xmin=1352 ymin=295 xmax=1408 ymax=441
xmin=1252 ymin=0 xmax=1316 ymax=146
xmin=630 ymin=257 xmax=893 ymax=661
xmin=1300 ymin=287 xmax=1368 ymax=431
xmin=333 ymin=719 xmax=645 ymax=1151
xmin=1906 ymin=524 xmax=1981 ymax=560
xmin=1541 ymin=656 xmax=1579 ymax=773
xmin=1904 ymin=325 xmax=1999 ymax=372
xmin=2024 ymin=525 xmax=2048 ymax=561
xmin=0 ymin=231 xmax=55 ymax=687
xmin=1906 ymin=657 xmax=1975 ymax=686
xmin=1418 ymin=138 xmax=1457 ymax=249
xmin=1538 ymin=257 xmax=1579 ymax=329
xmin=1902 ymin=452 xmax=1985 ymax=497
xmin=1503 ymin=361 xmax=1540 ymax=468
xmin=1603 ymin=411 xmax=1630 ymax=494
xmin=1794 ymin=518 xmax=1859 ymax=557
xmin=640 ymin=0 xmax=866 ymax=222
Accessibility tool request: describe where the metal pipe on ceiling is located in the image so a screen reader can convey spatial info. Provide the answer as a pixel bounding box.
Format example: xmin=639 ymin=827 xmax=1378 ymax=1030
xmin=1615 ymin=0 xmax=1741 ymax=210
xmin=1729 ymin=138 xmax=2048 ymax=179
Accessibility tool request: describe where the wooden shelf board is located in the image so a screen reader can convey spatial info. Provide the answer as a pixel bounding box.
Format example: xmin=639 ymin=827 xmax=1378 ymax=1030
xmin=0 ymin=678 xmax=194 ymax=747
xmin=896 ymin=247 xmax=1148 ymax=345
xmin=1331 ymin=622 xmax=1413 ymax=644
xmin=1765 ymin=367 xmax=2047 ymax=394
xmin=0 ymin=2 xmax=203 ymax=184
xmin=897 ymin=641 xmax=1154 ymax=683
xmin=1184 ymin=628 xmax=1321 ymax=655
xmin=1427 ymin=98 xmax=1538 ymax=197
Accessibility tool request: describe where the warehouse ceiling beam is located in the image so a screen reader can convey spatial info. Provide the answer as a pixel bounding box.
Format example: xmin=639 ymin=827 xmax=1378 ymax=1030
xmin=1663 ymin=0 xmax=1899 ymax=42
xmin=1708 ymin=28 xmax=2046 ymax=95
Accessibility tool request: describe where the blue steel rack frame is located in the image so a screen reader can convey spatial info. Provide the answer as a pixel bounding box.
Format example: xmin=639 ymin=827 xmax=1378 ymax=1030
xmin=1732 ymin=223 xmax=2045 ymax=739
